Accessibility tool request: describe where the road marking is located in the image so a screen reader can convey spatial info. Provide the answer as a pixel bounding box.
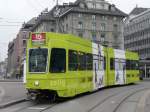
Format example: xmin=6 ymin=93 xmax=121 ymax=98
xmin=136 ymin=90 xmax=150 ymax=112
xmin=111 ymin=101 xmax=115 ymax=104
xmin=28 ymin=107 xmax=46 ymax=110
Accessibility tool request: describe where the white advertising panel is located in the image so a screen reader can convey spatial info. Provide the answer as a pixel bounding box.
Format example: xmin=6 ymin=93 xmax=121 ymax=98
xmin=92 ymin=43 xmax=105 ymax=90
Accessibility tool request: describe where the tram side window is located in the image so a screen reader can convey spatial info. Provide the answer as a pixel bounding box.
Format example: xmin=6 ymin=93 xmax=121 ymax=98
xmin=130 ymin=60 xmax=139 ymax=70
xmin=69 ymin=50 xmax=78 ymax=71
xmin=126 ymin=60 xmax=139 ymax=70
xmin=78 ymin=52 xmax=86 ymax=70
xmin=110 ymin=58 xmax=115 ymax=70
xmin=135 ymin=61 xmax=139 ymax=70
xmin=104 ymin=57 xmax=106 ymax=70
xmin=126 ymin=60 xmax=130 ymax=70
xmin=50 ymin=48 xmax=66 ymax=73
xmin=86 ymin=53 xmax=93 ymax=70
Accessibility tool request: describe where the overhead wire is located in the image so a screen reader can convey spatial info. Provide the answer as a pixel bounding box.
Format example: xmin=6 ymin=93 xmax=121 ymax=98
xmin=0 ymin=43 xmax=9 ymax=61
xmin=0 ymin=25 xmax=21 ymax=27
xmin=25 ymin=0 xmax=41 ymax=13
xmin=0 ymin=18 xmax=23 ymax=27
xmin=5 ymin=21 xmax=23 ymax=24
xmin=35 ymin=0 xmax=45 ymax=9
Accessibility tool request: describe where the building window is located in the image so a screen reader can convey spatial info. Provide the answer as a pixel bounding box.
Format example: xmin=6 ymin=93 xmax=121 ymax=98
xmin=102 ymin=16 xmax=107 ymax=20
xmin=66 ymin=24 xmax=68 ymax=31
xmin=17 ymin=56 xmax=20 ymax=62
xmin=78 ymin=32 xmax=83 ymax=37
xmin=78 ymin=21 xmax=83 ymax=29
xmin=23 ymin=40 xmax=26 ymax=47
xmin=114 ymin=34 xmax=118 ymax=39
xmin=51 ymin=28 xmax=54 ymax=32
xmin=113 ymin=24 xmax=118 ymax=31
xmin=101 ymin=4 xmax=105 ymax=9
xmin=78 ymin=13 xmax=82 ymax=18
xmin=100 ymin=23 xmax=106 ymax=31
xmin=92 ymin=33 xmax=97 ymax=41
xmin=113 ymin=17 xmax=117 ymax=21
xmin=101 ymin=33 xmax=105 ymax=42
xmin=92 ymin=3 xmax=96 ymax=9
xmin=92 ymin=22 xmax=96 ymax=31
xmin=23 ymin=34 xmax=26 ymax=39
xmin=92 ymin=15 xmax=96 ymax=20
xmin=23 ymin=48 xmax=26 ymax=55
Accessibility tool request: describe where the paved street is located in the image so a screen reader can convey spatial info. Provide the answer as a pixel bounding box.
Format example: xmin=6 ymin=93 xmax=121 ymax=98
xmin=0 ymin=81 xmax=150 ymax=112
xmin=0 ymin=82 xmax=26 ymax=106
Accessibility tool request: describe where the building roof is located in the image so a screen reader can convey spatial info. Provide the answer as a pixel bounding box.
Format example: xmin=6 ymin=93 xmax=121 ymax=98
xmin=26 ymin=17 xmax=37 ymax=25
xmin=31 ymin=0 xmax=127 ymax=31
xmin=57 ymin=0 xmax=127 ymax=17
xmin=129 ymin=7 xmax=148 ymax=15
xmin=31 ymin=12 xmax=56 ymax=31
xmin=59 ymin=6 xmax=127 ymax=17
xmin=22 ymin=17 xmax=37 ymax=30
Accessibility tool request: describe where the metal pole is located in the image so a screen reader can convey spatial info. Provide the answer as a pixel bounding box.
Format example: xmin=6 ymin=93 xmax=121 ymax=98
xmin=56 ymin=0 xmax=58 ymax=6
xmin=145 ymin=64 xmax=147 ymax=78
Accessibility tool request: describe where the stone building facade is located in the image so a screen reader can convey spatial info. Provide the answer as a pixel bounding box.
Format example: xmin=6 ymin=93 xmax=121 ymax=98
xmin=7 ymin=18 xmax=36 ymax=78
xmin=32 ymin=0 xmax=126 ymax=49
xmin=124 ymin=7 xmax=150 ymax=78
xmin=0 ymin=58 xmax=7 ymax=79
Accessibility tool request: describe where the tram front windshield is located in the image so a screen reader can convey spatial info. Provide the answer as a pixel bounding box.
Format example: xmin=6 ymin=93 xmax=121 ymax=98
xmin=29 ymin=48 xmax=48 ymax=73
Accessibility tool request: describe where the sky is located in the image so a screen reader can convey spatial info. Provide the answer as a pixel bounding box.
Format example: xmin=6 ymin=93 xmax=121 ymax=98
xmin=0 ymin=0 xmax=150 ymax=61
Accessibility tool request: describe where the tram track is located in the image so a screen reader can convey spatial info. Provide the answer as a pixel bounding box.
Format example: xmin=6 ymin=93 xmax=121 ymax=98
xmin=112 ymin=88 xmax=149 ymax=112
xmin=13 ymin=100 xmax=57 ymax=112
xmin=3 ymin=83 xmax=147 ymax=112
xmin=13 ymin=85 xmax=136 ymax=112
xmin=39 ymin=103 xmax=57 ymax=112
xmin=87 ymin=85 xmax=150 ymax=112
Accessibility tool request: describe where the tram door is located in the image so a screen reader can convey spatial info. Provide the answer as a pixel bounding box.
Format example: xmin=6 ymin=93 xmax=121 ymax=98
xmin=93 ymin=43 xmax=105 ymax=90
xmin=114 ymin=50 xmax=126 ymax=85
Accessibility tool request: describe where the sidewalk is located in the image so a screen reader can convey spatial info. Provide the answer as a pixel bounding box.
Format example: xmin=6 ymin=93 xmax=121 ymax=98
xmin=0 ymin=81 xmax=27 ymax=108
xmin=143 ymin=78 xmax=150 ymax=81
xmin=0 ymin=79 xmax=22 ymax=82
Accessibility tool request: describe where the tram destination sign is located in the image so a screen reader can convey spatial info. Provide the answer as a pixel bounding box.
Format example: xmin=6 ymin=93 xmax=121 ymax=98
xmin=31 ymin=33 xmax=46 ymax=46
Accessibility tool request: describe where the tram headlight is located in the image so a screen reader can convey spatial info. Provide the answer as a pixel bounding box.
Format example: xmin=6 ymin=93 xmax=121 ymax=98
xmin=34 ymin=81 xmax=39 ymax=86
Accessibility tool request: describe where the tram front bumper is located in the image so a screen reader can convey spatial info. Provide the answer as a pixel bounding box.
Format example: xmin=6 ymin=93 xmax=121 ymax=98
xmin=26 ymin=79 xmax=66 ymax=90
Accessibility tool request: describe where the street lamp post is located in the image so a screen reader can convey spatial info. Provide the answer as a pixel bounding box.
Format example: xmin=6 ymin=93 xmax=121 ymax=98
xmin=145 ymin=64 xmax=147 ymax=78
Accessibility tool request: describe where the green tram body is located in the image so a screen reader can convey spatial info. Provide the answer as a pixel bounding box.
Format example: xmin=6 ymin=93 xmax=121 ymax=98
xmin=25 ymin=32 xmax=139 ymax=98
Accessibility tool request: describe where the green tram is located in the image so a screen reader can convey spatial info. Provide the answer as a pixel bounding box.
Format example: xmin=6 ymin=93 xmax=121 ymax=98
xmin=25 ymin=32 xmax=139 ymax=100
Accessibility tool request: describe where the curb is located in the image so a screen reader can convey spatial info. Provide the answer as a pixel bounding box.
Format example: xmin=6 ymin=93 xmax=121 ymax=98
xmin=143 ymin=78 xmax=150 ymax=81
xmin=0 ymin=80 xmax=22 ymax=82
xmin=0 ymin=99 xmax=27 ymax=109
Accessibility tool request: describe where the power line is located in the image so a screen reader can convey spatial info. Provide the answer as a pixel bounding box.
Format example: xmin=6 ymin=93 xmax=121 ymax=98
xmin=35 ymin=0 xmax=45 ymax=9
xmin=0 ymin=17 xmax=24 ymax=23
xmin=5 ymin=21 xmax=23 ymax=24
xmin=0 ymin=25 xmax=21 ymax=27
xmin=0 ymin=18 xmax=23 ymax=27
xmin=0 ymin=42 xmax=8 ymax=44
xmin=54 ymin=0 xmax=59 ymax=6
xmin=25 ymin=0 xmax=41 ymax=13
